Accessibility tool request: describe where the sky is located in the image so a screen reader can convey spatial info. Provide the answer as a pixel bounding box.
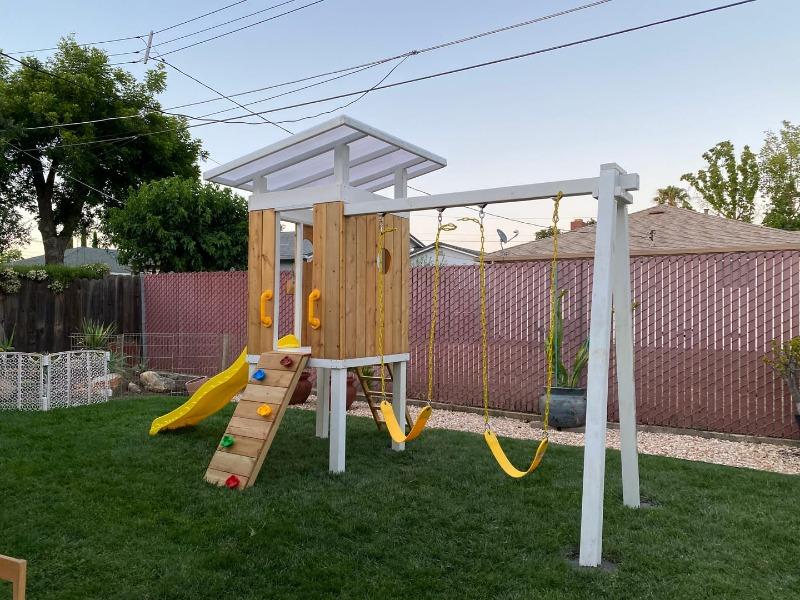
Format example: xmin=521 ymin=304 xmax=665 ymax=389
xmin=2 ymin=0 xmax=798 ymax=256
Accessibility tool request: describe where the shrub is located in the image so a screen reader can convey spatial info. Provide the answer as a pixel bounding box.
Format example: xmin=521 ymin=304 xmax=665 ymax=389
xmin=0 ymin=268 xmax=21 ymax=294
xmin=0 ymin=263 xmax=111 ymax=294
xmin=764 ymin=337 xmax=800 ymax=412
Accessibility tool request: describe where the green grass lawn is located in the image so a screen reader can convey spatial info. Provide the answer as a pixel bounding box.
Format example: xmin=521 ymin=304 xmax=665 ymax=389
xmin=1 ymin=396 xmax=798 ymax=599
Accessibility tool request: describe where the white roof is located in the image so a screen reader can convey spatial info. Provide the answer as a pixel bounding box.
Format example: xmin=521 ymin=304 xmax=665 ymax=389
xmin=204 ymin=115 xmax=447 ymax=193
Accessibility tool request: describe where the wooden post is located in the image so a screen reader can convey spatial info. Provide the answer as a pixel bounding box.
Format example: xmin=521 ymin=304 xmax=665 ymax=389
xmin=613 ymin=201 xmax=640 ymax=508
xmin=0 ymin=554 xmax=27 ymax=600
xmin=578 ymin=164 xmax=620 ymax=567
xmin=391 ymin=361 xmax=407 ymax=452
xmin=329 ymin=367 xmax=347 ymax=473
xmin=315 ymin=367 xmax=329 ymax=439
xmin=220 ymin=333 xmax=230 ymax=372
xmin=294 ymin=223 xmax=304 ymax=341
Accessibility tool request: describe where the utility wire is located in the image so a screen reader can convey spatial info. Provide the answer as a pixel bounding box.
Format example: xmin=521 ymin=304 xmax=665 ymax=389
xmin=155 ymin=0 xmax=254 ymax=34
xmin=154 ymin=56 xmax=293 ymax=134
xmin=8 ymin=0 xmax=758 ymax=150
xmin=163 ymin=0 xmax=614 ymax=112
xmin=13 ymin=0 xmax=614 ymax=129
xmin=5 ymin=34 xmax=145 ymax=56
xmin=151 ymin=0 xmax=327 ymax=59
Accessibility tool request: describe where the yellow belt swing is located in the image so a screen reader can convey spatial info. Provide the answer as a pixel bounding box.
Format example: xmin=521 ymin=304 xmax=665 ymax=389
xmin=376 ymin=211 xmax=456 ymax=443
xmin=462 ymin=193 xmax=563 ymax=478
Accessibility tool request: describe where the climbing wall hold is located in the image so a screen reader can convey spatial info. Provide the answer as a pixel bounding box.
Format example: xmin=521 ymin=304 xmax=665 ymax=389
xmin=220 ymin=434 xmax=235 ymax=448
xmin=280 ymin=356 xmax=294 ymax=368
xmin=225 ymin=474 xmax=240 ymax=489
xmin=257 ymin=404 xmax=273 ymax=417
xmin=252 ymin=369 xmax=266 ymax=381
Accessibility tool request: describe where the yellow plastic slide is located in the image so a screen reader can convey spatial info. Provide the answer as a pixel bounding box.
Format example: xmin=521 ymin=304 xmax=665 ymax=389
xmin=149 ymin=348 xmax=249 ymax=435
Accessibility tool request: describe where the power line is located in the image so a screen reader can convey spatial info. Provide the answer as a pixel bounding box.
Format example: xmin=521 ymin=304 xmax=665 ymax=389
xmin=154 ymin=56 xmax=293 ymax=134
xmin=9 ymin=0 xmax=758 ymax=151
xmin=10 ymin=0 xmax=615 ymax=130
xmin=162 ymin=0 xmax=614 ymax=112
xmin=157 ymin=0 xmax=302 ymax=46
xmin=6 ymin=34 xmax=145 ymax=56
xmin=152 ymin=0 xmax=327 ymax=59
xmin=155 ymin=0 xmax=254 ymax=34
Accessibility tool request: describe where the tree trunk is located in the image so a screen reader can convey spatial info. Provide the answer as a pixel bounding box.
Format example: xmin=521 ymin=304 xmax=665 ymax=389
xmin=41 ymin=234 xmax=71 ymax=264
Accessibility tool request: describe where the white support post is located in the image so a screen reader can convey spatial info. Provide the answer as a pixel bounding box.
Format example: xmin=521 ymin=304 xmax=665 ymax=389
xmin=578 ymin=164 xmax=621 ymax=568
xmin=294 ymin=223 xmax=304 ymax=341
xmin=273 ymin=213 xmax=282 ymax=350
xmin=329 ymin=367 xmax=348 ymax=473
xmin=333 ymin=144 xmax=350 ymax=185
xmin=613 ymin=201 xmax=640 ymax=508
xmin=390 ymin=361 xmax=407 ymax=452
xmin=315 ymin=367 xmax=330 ymax=438
xmin=394 ymin=168 xmax=409 ymax=218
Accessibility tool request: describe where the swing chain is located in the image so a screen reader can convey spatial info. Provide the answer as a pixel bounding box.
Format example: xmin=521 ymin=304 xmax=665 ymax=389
xmin=377 ymin=213 xmax=388 ymax=402
xmin=542 ymin=192 xmax=564 ymax=436
xmin=426 ymin=208 xmax=456 ymax=404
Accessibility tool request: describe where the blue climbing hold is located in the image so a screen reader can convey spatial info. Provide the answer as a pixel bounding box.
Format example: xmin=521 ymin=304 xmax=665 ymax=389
xmin=252 ymin=369 xmax=266 ymax=381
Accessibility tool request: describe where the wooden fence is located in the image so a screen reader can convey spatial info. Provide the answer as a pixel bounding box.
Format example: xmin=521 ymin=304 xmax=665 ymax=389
xmin=0 ymin=275 xmax=141 ymax=352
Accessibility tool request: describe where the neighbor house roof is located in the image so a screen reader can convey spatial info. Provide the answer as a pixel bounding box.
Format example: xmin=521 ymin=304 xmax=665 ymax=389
xmin=410 ymin=241 xmax=479 ymax=260
xmin=14 ymin=247 xmax=132 ymax=274
xmin=487 ymin=205 xmax=800 ymax=261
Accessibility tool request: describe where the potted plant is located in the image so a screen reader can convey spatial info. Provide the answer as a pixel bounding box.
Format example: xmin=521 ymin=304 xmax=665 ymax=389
xmin=538 ymin=290 xmax=590 ymax=429
xmin=764 ymin=337 xmax=800 ymax=425
xmin=289 ymin=370 xmax=313 ymax=405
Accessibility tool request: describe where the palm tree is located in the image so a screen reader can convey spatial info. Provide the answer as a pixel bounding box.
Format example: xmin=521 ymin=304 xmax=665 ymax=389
xmin=652 ymin=186 xmax=693 ymax=210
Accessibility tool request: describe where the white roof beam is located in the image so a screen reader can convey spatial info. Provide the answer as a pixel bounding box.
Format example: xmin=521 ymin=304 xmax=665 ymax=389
xmin=281 ymin=145 xmax=405 ymax=191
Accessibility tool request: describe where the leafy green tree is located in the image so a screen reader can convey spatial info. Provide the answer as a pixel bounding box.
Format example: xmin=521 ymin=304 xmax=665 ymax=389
xmin=0 ymin=40 xmax=204 ymax=264
xmin=107 ymin=177 xmax=248 ymax=272
xmin=0 ymin=201 xmax=29 ymax=253
xmin=652 ymin=185 xmax=693 ymax=210
xmin=681 ymin=141 xmax=759 ymax=222
xmin=760 ymin=121 xmax=800 ymax=230
xmin=535 ymin=225 xmax=559 ymax=240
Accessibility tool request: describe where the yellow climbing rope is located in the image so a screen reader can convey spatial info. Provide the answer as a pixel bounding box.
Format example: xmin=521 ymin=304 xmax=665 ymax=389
xmin=462 ymin=193 xmax=563 ymax=478
xmin=378 ymin=212 xmax=455 ymax=443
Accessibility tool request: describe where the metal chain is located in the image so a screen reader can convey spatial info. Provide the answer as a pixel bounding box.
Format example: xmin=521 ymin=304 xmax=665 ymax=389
xmin=459 ymin=207 xmax=489 ymax=427
xmin=542 ymin=191 xmax=564 ymax=436
xmin=426 ymin=210 xmax=457 ymax=403
xmin=376 ymin=213 xmax=396 ymax=402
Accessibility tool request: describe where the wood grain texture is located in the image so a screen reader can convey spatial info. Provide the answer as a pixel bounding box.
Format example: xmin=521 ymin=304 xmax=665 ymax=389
xmin=311 ymin=204 xmax=325 ymax=357
xmin=256 ymin=353 xmax=301 ymax=371
xmin=204 ymin=468 xmax=250 ymax=489
xmin=365 ymin=214 xmax=377 ymax=357
xmin=355 ymin=215 xmax=367 ymax=358
xmin=233 ymin=399 xmax=283 ymax=421
xmin=248 ymin=211 xmax=263 ymax=353
xmin=259 ymin=210 xmax=277 ymax=353
xmin=344 ymin=216 xmax=358 ymax=358
xmin=216 ymin=434 xmax=263 ymax=458
xmin=208 ymin=452 xmax=257 ymax=477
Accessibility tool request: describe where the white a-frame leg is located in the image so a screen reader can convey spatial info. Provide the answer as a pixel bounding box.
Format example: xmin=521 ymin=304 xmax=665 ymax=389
xmin=579 ymin=164 xmax=640 ymax=567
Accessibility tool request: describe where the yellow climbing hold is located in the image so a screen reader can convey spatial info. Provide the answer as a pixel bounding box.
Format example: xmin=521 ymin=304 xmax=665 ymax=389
xmin=257 ymin=404 xmax=273 ymax=417
xmin=277 ymin=334 xmax=300 ymax=348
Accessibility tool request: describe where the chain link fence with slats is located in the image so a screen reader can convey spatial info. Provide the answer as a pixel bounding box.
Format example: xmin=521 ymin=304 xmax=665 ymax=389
xmin=141 ymin=251 xmax=800 ymax=439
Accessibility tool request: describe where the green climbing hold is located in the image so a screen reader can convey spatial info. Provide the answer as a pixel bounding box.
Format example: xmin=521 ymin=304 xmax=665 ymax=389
xmin=220 ymin=434 xmax=235 ymax=448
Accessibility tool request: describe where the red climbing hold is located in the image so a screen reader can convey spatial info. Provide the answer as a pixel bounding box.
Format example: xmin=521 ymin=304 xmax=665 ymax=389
xmin=280 ymin=356 xmax=294 ymax=368
xmin=225 ymin=475 xmax=240 ymax=489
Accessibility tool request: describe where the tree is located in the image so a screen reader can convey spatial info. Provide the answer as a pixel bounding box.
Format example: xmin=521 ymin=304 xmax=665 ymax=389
xmin=107 ymin=177 xmax=248 ymax=272
xmin=652 ymin=185 xmax=693 ymax=210
xmin=535 ymin=225 xmax=559 ymax=240
xmin=0 ymin=201 xmax=29 ymax=253
xmin=0 ymin=40 xmax=204 ymax=264
xmin=680 ymin=141 xmax=759 ymax=222
xmin=760 ymin=121 xmax=800 ymax=230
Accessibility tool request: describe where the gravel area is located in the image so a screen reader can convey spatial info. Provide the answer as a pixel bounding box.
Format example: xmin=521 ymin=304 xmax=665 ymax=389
xmin=292 ymin=397 xmax=800 ymax=476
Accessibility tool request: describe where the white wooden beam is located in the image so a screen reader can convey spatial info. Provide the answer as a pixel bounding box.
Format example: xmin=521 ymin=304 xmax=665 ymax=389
xmin=329 ymin=367 xmax=348 ymax=472
xmin=294 ymin=223 xmax=304 ymax=341
xmin=334 ymin=144 xmax=350 ymax=185
xmin=578 ymin=164 xmax=621 ymax=568
xmin=272 ymin=213 xmax=282 ymax=351
xmin=315 ymin=367 xmax=329 ymax=439
xmin=613 ymin=201 xmax=640 ymax=508
xmin=391 ymin=361 xmax=407 ymax=452
xmin=280 ymin=209 xmax=313 ymax=226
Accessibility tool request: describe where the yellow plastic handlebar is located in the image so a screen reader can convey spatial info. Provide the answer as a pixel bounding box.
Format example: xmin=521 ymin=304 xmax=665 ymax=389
xmin=260 ymin=290 xmax=273 ymax=327
xmin=308 ymin=288 xmax=321 ymax=330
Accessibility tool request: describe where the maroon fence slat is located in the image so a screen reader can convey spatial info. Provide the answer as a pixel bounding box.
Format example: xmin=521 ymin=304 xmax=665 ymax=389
xmin=143 ymin=251 xmax=800 ymax=439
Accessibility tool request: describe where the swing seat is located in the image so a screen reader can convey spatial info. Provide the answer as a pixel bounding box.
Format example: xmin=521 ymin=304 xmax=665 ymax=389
xmin=484 ymin=430 xmax=549 ymax=478
xmin=380 ymin=401 xmax=432 ymax=443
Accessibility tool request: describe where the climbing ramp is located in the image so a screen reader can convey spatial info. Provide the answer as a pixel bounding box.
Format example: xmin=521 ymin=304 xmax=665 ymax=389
xmin=204 ymin=350 xmax=310 ymax=490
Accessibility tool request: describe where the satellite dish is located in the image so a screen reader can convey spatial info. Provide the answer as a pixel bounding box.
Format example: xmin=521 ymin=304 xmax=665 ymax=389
xmin=497 ymin=229 xmax=508 ymax=244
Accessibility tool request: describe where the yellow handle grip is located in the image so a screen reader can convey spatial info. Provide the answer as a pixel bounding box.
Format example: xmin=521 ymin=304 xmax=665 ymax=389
xmin=260 ymin=290 xmax=273 ymax=327
xmin=308 ymin=288 xmax=321 ymax=330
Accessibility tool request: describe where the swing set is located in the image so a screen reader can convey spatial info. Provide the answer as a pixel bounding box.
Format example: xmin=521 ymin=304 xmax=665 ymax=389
xmin=375 ymin=193 xmax=564 ymax=478
xmin=204 ymin=115 xmax=642 ymax=567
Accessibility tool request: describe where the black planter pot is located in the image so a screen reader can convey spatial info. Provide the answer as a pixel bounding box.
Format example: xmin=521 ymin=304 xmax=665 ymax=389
xmin=538 ymin=387 xmax=587 ymax=429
